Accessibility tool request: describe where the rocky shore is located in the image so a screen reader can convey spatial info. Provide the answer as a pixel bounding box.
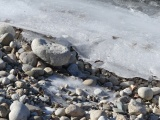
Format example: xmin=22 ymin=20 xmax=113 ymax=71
xmin=0 ymin=23 xmax=159 ymax=120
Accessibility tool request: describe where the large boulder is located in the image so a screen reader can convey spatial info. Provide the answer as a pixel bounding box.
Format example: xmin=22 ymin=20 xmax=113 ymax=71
xmin=31 ymin=38 xmax=71 ymax=66
xmin=9 ymin=101 xmax=30 ymax=120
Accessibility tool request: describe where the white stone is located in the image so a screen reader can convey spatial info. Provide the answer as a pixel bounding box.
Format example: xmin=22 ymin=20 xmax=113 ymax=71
xmin=9 ymin=101 xmax=30 ymax=120
xmin=138 ymin=87 xmax=153 ymax=100
xmin=0 ymin=23 xmax=15 ymax=36
xmin=31 ymin=38 xmax=71 ymax=66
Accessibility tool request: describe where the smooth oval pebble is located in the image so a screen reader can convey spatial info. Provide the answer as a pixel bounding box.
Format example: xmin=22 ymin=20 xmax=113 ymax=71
xmin=138 ymin=87 xmax=153 ymax=100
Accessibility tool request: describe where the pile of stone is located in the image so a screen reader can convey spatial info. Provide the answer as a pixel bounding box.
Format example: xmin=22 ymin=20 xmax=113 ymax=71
xmin=0 ymin=23 xmax=160 ymax=120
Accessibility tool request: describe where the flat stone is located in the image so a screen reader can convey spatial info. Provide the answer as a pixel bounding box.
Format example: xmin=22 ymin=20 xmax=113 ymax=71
xmin=65 ymin=104 xmax=85 ymax=117
xmin=31 ymin=38 xmax=71 ymax=66
xmin=128 ymin=99 xmax=146 ymax=115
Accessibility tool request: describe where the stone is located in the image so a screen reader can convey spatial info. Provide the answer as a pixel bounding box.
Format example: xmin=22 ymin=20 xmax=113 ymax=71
xmin=9 ymin=41 xmax=17 ymax=48
xmin=76 ymin=88 xmax=86 ymax=96
xmin=60 ymin=116 xmax=70 ymax=120
xmin=90 ymin=110 xmax=107 ymax=120
xmin=120 ymin=81 xmax=134 ymax=88
xmin=116 ymin=114 xmax=127 ymax=120
xmin=108 ymin=75 xmax=119 ymax=86
xmin=153 ymin=107 xmax=160 ymax=115
xmin=0 ymin=33 xmax=14 ymax=46
xmin=3 ymin=46 xmax=12 ymax=52
xmin=94 ymin=88 xmax=103 ymax=96
xmin=0 ymin=71 xmax=8 ymax=76
xmin=67 ymin=64 xmax=87 ymax=78
xmin=26 ymin=67 xmax=44 ymax=78
xmin=123 ymin=87 xmax=132 ymax=96
xmin=15 ymin=81 xmax=26 ymax=88
xmin=19 ymin=52 xmax=38 ymax=67
xmin=11 ymin=93 xmax=20 ymax=100
xmin=31 ymin=38 xmax=71 ymax=66
xmin=25 ymin=104 xmax=42 ymax=115
xmin=83 ymin=78 xmax=97 ymax=86
xmin=0 ymin=59 xmax=6 ymax=70
xmin=7 ymin=74 xmax=17 ymax=82
xmin=0 ymin=105 xmax=8 ymax=117
xmin=0 ymin=23 xmax=15 ymax=36
xmin=151 ymin=87 xmax=160 ymax=95
xmin=138 ymin=87 xmax=153 ymax=100
xmin=22 ymin=64 xmax=33 ymax=72
xmin=19 ymin=95 xmax=27 ymax=103
xmin=55 ymin=108 xmax=66 ymax=116
xmin=29 ymin=116 xmax=43 ymax=120
xmin=2 ymin=77 xmax=10 ymax=85
xmin=98 ymin=116 xmax=108 ymax=120
xmin=128 ymin=99 xmax=146 ymax=115
xmin=44 ymin=67 xmax=53 ymax=75
xmin=9 ymin=101 xmax=30 ymax=120
xmin=3 ymin=54 xmax=16 ymax=64
xmin=65 ymin=104 xmax=85 ymax=117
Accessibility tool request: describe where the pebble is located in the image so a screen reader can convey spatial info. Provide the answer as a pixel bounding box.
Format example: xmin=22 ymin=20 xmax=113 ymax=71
xmin=138 ymin=87 xmax=153 ymax=100
xmin=44 ymin=67 xmax=53 ymax=75
xmin=123 ymin=87 xmax=132 ymax=96
xmin=108 ymin=75 xmax=119 ymax=86
xmin=0 ymin=33 xmax=14 ymax=46
xmin=19 ymin=52 xmax=38 ymax=67
xmin=60 ymin=116 xmax=70 ymax=120
xmin=55 ymin=108 xmax=66 ymax=116
xmin=94 ymin=88 xmax=103 ymax=96
xmin=0 ymin=105 xmax=8 ymax=117
xmin=9 ymin=101 xmax=30 ymax=120
xmin=22 ymin=64 xmax=33 ymax=72
xmin=7 ymin=74 xmax=17 ymax=82
xmin=0 ymin=59 xmax=6 ymax=70
xmin=2 ymin=77 xmax=10 ymax=85
xmin=0 ymin=23 xmax=15 ymax=36
xmin=11 ymin=93 xmax=20 ymax=100
xmin=151 ymin=87 xmax=160 ymax=95
xmin=83 ymin=78 xmax=97 ymax=86
xmin=65 ymin=104 xmax=85 ymax=117
xmin=90 ymin=110 xmax=106 ymax=120
xmin=128 ymin=99 xmax=146 ymax=115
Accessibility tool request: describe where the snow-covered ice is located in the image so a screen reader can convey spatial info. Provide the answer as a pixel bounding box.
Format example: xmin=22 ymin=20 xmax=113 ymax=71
xmin=0 ymin=0 xmax=160 ymax=80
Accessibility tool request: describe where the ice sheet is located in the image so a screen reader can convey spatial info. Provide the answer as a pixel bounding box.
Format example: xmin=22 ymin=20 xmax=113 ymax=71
xmin=0 ymin=0 xmax=160 ymax=80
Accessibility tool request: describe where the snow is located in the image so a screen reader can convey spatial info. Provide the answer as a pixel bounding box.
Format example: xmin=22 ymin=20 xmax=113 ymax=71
xmin=0 ymin=0 xmax=160 ymax=80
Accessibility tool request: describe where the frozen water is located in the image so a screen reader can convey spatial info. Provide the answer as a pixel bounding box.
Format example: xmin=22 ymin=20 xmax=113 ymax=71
xmin=0 ymin=0 xmax=160 ymax=79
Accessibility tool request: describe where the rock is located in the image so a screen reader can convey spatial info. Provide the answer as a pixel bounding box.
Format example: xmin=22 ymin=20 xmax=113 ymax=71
xmin=0 ymin=23 xmax=15 ymax=36
xmin=65 ymin=104 xmax=85 ymax=117
xmin=116 ymin=114 xmax=127 ymax=120
xmin=26 ymin=67 xmax=44 ymax=78
xmin=11 ymin=93 xmax=19 ymax=100
xmin=68 ymin=51 xmax=77 ymax=64
xmin=120 ymin=81 xmax=134 ymax=88
xmin=3 ymin=46 xmax=12 ymax=52
xmin=22 ymin=64 xmax=33 ymax=72
xmin=39 ymin=95 xmax=49 ymax=102
xmin=60 ymin=116 xmax=70 ymax=120
xmin=44 ymin=67 xmax=53 ymax=75
xmin=31 ymin=38 xmax=71 ymax=66
xmin=19 ymin=95 xmax=27 ymax=103
xmin=128 ymin=99 xmax=146 ymax=115
xmin=3 ymin=54 xmax=16 ymax=64
xmin=9 ymin=101 xmax=30 ymax=120
xmin=138 ymin=87 xmax=153 ymax=100
xmin=123 ymin=87 xmax=132 ymax=96
xmin=0 ymin=59 xmax=6 ymax=70
xmin=94 ymin=88 xmax=103 ymax=96
xmin=15 ymin=81 xmax=26 ymax=88
xmin=153 ymin=107 xmax=160 ymax=115
xmin=90 ymin=110 xmax=107 ymax=120
xmin=0 ymin=71 xmax=8 ymax=76
xmin=0 ymin=33 xmax=14 ymax=46
xmin=7 ymin=74 xmax=17 ymax=82
xmin=2 ymin=77 xmax=10 ymax=85
xmin=0 ymin=105 xmax=8 ymax=117
xmin=25 ymin=104 xmax=42 ymax=115
xmin=19 ymin=52 xmax=37 ymax=67
xmin=29 ymin=116 xmax=43 ymax=120
xmin=67 ymin=64 xmax=87 ymax=78
xmin=83 ymin=78 xmax=97 ymax=86
xmin=98 ymin=116 xmax=108 ymax=120
xmin=55 ymin=108 xmax=66 ymax=116
xmin=151 ymin=87 xmax=160 ymax=95
xmin=104 ymin=82 xmax=113 ymax=88
xmin=9 ymin=41 xmax=17 ymax=48
xmin=108 ymin=75 xmax=119 ymax=86
xmin=76 ymin=88 xmax=86 ymax=96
